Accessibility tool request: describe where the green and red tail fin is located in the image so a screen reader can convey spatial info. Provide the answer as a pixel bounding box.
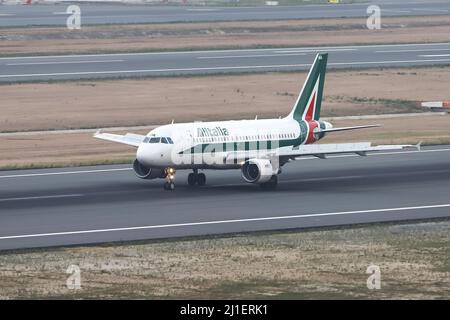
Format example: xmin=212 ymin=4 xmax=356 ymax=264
xmin=287 ymin=53 xmax=328 ymax=121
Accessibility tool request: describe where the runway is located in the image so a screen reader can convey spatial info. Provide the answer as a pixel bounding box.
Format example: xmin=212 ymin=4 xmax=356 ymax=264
xmin=1 ymin=145 xmax=450 ymax=251
xmin=2 ymin=42 xmax=450 ymax=82
xmin=1 ymin=1 xmax=450 ymax=27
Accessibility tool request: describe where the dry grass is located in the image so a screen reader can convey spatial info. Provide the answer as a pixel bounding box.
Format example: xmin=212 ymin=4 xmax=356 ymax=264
xmin=1 ymin=16 xmax=450 ymax=56
xmin=0 ymin=221 xmax=449 ymax=299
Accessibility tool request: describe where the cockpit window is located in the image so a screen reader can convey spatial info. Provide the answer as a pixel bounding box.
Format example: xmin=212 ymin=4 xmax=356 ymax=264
xmin=145 ymin=136 xmax=173 ymax=144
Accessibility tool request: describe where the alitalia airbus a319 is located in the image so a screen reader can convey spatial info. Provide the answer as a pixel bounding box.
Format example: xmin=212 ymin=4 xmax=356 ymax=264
xmin=94 ymin=53 xmax=417 ymax=190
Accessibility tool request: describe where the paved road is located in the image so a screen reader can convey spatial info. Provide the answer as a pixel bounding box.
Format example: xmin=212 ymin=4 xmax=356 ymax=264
xmin=1 ymin=145 xmax=449 ymax=251
xmin=1 ymin=2 xmax=450 ymax=26
xmin=2 ymin=42 xmax=450 ymax=82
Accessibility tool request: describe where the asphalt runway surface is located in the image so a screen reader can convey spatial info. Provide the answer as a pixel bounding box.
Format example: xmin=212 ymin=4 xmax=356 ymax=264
xmin=1 ymin=1 xmax=450 ymax=26
xmin=1 ymin=145 xmax=450 ymax=251
xmin=2 ymin=42 xmax=450 ymax=82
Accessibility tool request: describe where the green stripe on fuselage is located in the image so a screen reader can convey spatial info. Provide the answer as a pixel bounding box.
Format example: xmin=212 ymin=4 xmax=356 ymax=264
xmin=177 ymin=119 xmax=323 ymax=155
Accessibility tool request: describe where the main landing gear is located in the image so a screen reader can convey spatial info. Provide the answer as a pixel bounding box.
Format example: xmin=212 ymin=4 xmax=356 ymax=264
xmin=163 ymin=167 xmax=176 ymax=191
xmin=187 ymin=169 xmax=206 ymax=187
xmin=260 ymin=175 xmax=278 ymax=190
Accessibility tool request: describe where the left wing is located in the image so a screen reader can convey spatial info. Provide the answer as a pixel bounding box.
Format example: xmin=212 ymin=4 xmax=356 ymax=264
xmin=94 ymin=130 xmax=145 ymax=147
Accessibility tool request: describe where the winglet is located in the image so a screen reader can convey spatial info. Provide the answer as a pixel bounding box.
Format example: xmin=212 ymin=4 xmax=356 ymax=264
xmin=94 ymin=129 xmax=102 ymax=137
xmin=415 ymin=141 xmax=422 ymax=151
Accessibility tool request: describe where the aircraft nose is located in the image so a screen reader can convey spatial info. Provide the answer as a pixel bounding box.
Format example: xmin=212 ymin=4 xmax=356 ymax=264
xmin=137 ymin=144 xmax=156 ymax=166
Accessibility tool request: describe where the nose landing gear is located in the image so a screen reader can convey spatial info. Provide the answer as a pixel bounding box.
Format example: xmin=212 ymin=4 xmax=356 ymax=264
xmin=163 ymin=167 xmax=176 ymax=191
xmin=187 ymin=169 xmax=206 ymax=187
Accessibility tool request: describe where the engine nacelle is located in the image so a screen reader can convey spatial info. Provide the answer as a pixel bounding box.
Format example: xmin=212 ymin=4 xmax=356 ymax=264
xmin=132 ymin=159 xmax=165 ymax=180
xmin=241 ymin=159 xmax=276 ymax=184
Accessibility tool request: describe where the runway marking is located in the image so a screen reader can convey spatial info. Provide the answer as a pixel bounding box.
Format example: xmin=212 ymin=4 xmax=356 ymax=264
xmin=376 ymin=48 xmax=450 ymax=53
xmin=197 ymin=53 xmax=307 ymax=59
xmin=3 ymin=58 xmax=450 ymax=78
xmin=381 ymin=10 xmax=411 ymax=14
xmin=0 ymin=147 xmax=449 ymax=179
xmin=0 ymin=194 xmax=83 ymax=202
xmin=275 ymin=49 xmax=357 ymax=53
xmin=0 ymin=168 xmax=131 ymax=179
xmin=412 ymin=8 xmax=449 ymax=13
xmin=1 ymin=203 xmax=449 ymax=241
xmin=419 ymin=54 xmax=450 ymax=58
xmin=186 ymin=9 xmax=220 ymax=12
xmin=0 ymin=43 xmax=449 ymax=61
xmin=6 ymin=60 xmax=124 ymax=66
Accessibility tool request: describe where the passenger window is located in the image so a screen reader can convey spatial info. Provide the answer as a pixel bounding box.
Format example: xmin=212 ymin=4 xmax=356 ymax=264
xmin=149 ymin=137 xmax=160 ymax=143
xmin=161 ymin=137 xmax=168 ymax=144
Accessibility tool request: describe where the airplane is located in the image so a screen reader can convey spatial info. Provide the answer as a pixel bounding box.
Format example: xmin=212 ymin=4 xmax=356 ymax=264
xmin=94 ymin=53 xmax=417 ymax=191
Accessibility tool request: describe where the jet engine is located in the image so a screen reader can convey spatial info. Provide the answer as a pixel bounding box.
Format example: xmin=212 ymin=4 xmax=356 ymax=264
xmin=241 ymin=159 xmax=276 ymax=184
xmin=132 ymin=159 xmax=165 ymax=180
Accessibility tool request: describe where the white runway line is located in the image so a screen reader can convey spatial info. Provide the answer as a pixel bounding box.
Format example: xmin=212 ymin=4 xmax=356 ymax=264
xmin=2 ymin=58 xmax=450 ymax=79
xmin=0 ymin=194 xmax=83 ymax=202
xmin=275 ymin=49 xmax=357 ymax=54
xmin=376 ymin=48 xmax=450 ymax=53
xmin=381 ymin=10 xmax=411 ymax=14
xmin=187 ymin=7 xmax=220 ymax=11
xmin=6 ymin=60 xmax=124 ymax=66
xmin=197 ymin=53 xmax=306 ymax=59
xmin=1 ymin=203 xmax=449 ymax=241
xmin=0 ymin=147 xmax=449 ymax=179
xmin=411 ymin=8 xmax=449 ymax=13
xmin=419 ymin=54 xmax=450 ymax=58
xmin=0 ymin=168 xmax=131 ymax=179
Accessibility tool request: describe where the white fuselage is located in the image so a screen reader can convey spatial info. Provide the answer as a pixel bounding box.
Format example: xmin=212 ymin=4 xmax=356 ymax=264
xmin=136 ymin=117 xmax=330 ymax=170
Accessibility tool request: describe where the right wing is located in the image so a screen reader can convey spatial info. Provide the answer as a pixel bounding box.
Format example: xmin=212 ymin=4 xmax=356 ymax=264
xmin=93 ymin=130 xmax=145 ymax=147
xmin=225 ymin=142 xmax=418 ymax=163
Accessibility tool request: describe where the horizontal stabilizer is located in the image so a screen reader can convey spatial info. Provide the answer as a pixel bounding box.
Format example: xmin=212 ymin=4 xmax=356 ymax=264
xmin=318 ymin=124 xmax=380 ymax=133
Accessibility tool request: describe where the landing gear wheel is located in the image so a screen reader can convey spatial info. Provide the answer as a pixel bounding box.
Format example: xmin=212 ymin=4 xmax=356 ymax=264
xmin=163 ymin=167 xmax=176 ymax=191
xmin=197 ymin=173 xmax=206 ymax=186
xmin=260 ymin=175 xmax=278 ymax=190
xmin=188 ymin=173 xmax=197 ymax=186
xmin=164 ymin=182 xmax=175 ymax=191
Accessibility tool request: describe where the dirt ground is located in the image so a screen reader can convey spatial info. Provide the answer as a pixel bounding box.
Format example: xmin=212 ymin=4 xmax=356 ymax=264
xmin=2 ymin=67 xmax=449 ymax=133
xmin=0 ymin=220 xmax=449 ymax=299
xmin=1 ymin=67 xmax=449 ymax=169
xmin=1 ymin=16 xmax=450 ymax=56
